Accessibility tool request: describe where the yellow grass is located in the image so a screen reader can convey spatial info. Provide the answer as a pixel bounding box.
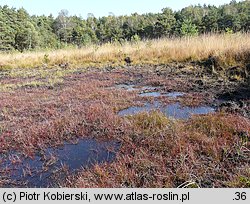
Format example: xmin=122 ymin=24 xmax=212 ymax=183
xmin=0 ymin=33 xmax=249 ymax=70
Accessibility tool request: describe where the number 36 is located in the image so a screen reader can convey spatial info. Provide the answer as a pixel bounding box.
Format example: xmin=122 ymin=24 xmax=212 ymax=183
xmin=235 ymin=192 xmax=247 ymax=200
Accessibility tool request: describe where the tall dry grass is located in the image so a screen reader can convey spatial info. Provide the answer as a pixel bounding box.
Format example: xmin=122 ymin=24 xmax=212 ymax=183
xmin=0 ymin=33 xmax=249 ymax=70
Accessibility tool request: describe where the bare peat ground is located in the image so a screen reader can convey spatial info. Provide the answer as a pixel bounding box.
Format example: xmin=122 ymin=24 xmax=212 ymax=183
xmin=0 ymin=64 xmax=249 ymax=187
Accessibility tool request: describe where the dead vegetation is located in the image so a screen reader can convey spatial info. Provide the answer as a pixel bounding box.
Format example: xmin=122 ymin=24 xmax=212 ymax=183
xmin=0 ymin=33 xmax=249 ymax=73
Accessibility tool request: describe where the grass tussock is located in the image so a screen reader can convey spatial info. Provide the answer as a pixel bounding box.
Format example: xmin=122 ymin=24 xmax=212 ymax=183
xmin=0 ymin=33 xmax=249 ymax=70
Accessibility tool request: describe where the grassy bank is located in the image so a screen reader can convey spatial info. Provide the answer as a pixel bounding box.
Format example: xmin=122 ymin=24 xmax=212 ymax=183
xmin=0 ymin=33 xmax=249 ymax=70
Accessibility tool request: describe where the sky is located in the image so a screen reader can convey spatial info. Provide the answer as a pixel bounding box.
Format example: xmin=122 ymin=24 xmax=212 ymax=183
xmin=0 ymin=0 xmax=236 ymax=18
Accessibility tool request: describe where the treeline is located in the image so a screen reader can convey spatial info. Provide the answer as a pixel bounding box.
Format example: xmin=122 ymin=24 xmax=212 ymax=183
xmin=0 ymin=0 xmax=249 ymax=52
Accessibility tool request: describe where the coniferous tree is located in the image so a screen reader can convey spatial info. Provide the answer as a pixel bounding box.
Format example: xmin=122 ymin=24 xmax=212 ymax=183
xmin=0 ymin=1 xmax=249 ymax=52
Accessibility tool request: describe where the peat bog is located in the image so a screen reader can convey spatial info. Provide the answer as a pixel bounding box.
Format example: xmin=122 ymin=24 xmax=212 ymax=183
xmin=0 ymin=64 xmax=249 ymax=188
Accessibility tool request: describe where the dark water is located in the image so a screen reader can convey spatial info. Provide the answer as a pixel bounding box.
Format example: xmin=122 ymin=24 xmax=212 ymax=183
xmin=1 ymin=139 xmax=119 ymax=187
xmin=118 ymin=101 xmax=215 ymax=119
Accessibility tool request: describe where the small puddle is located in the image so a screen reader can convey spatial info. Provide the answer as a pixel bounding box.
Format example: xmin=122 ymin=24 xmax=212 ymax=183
xmin=165 ymin=92 xmax=185 ymax=98
xmin=118 ymin=102 xmax=160 ymax=116
xmin=118 ymin=87 xmax=214 ymax=119
xmin=161 ymin=103 xmax=215 ymax=119
xmin=140 ymin=86 xmax=160 ymax=91
xmin=1 ymin=139 xmax=119 ymax=187
xmin=118 ymin=101 xmax=215 ymax=119
xmin=139 ymin=92 xmax=162 ymax=97
xmin=139 ymin=91 xmax=185 ymax=98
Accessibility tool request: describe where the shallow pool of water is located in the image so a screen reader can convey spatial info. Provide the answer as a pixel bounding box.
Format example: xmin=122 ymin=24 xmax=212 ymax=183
xmin=139 ymin=92 xmax=162 ymax=97
xmin=118 ymin=101 xmax=215 ymax=119
xmin=139 ymin=91 xmax=185 ymax=98
xmin=1 ymin=139 xmax=119 ymax=187
xmin=165 ymin=92 xmax=185 ymax=98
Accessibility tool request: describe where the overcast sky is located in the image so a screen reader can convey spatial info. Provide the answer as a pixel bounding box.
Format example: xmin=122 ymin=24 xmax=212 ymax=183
xmin=0 ymin=0 xmax=237 ymax=17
